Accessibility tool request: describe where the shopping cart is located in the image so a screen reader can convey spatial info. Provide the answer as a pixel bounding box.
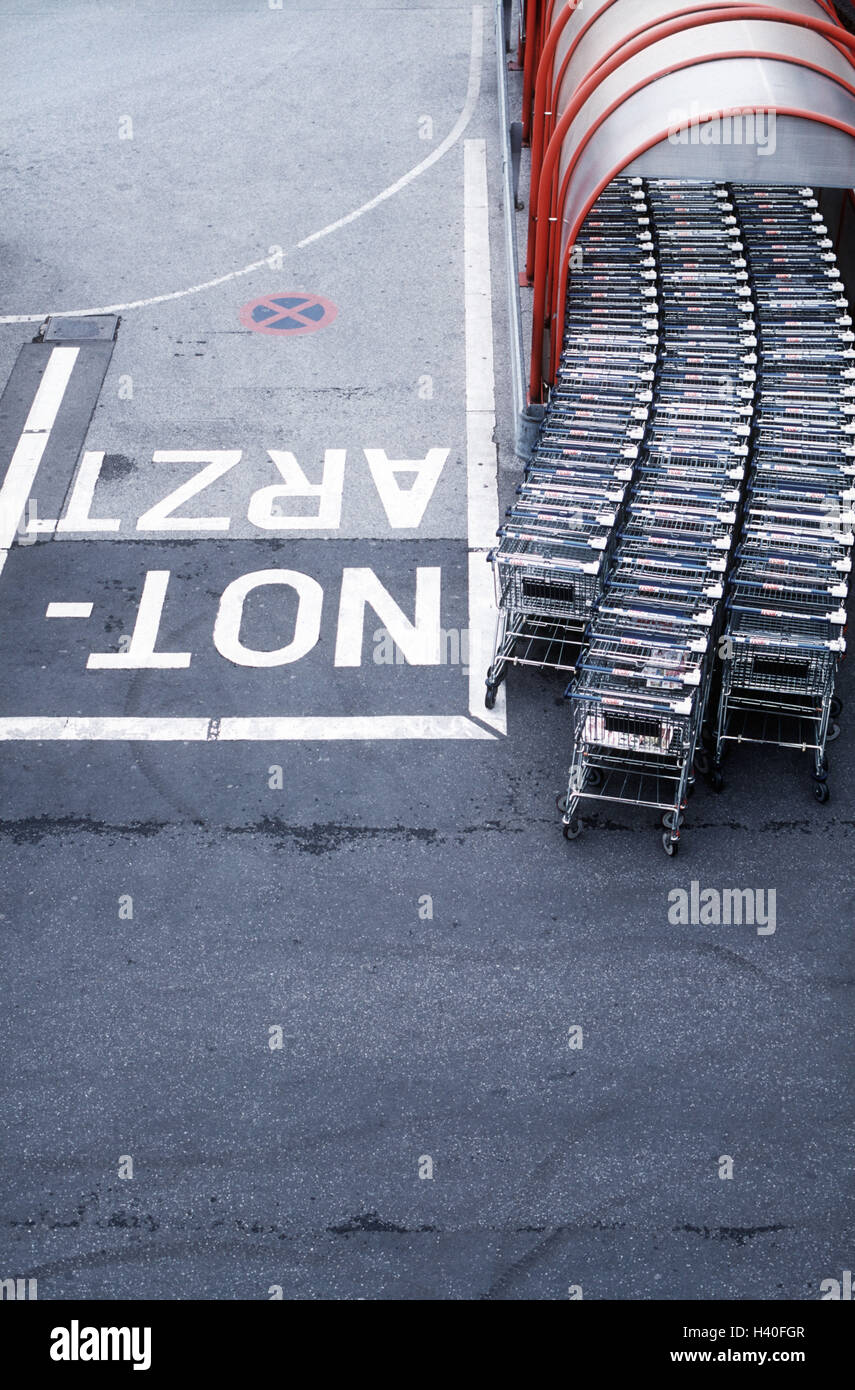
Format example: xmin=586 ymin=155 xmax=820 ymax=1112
xmin=560 ymin=179 xmax=755 ymax=852
xmin=709 ymin=183 xmax=852 ymax=799
xmin=486 ymin=180 xmax=660 ymax=706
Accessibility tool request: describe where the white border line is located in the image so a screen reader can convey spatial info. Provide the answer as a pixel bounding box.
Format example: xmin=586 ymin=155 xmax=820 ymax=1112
xmin=0 ymin=346 xmax=79 ymax=584
xmin=0 ymin=128 xmax=506 ymax=742
xmin=464 ymin=139 xmax=506 ymax=734
xmin=45 ymin=601 xmax=94 ymax=619
xmin=0 ymin=716 xmax=495 ymax=742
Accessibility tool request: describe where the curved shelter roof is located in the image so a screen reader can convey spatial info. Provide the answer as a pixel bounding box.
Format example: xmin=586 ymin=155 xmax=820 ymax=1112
xmin=524 ymin=1 xmax=855 ymax=397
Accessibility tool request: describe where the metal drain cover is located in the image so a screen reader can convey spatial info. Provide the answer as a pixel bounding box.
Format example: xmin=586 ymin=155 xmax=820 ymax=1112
xmin=42 ymin=315 xmax=119 ymax=342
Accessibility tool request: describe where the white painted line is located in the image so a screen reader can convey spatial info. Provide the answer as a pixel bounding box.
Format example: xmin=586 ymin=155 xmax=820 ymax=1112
xmin=297 ymin=7 xmax=483 ymax=252
xmin=45 ymin=602 xmax=93 ymax=619
xmin=24 ymin=348 xmax=80 ymax=432
xmin=86 ymin=570 xmax=191 ymax=669
xmin=0 ymin=347 xmax=79 ymax=580
xmin=0 ymin=716 xmax=497 ymax=741
xmin=0 ymin=7 xmax=485 ymax=324
xmin=56 ymin=451 xmax=121 ymax=532
xmin=464 ymin=138 xmax=506 ymax=734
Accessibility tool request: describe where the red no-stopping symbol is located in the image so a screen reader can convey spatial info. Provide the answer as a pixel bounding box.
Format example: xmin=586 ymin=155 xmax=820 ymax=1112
xmin=239 ymin=291 xmax=338 ymax=336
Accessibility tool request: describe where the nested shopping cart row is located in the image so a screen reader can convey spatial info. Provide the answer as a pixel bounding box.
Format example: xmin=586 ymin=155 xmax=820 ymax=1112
xmin=561 ymin=182 xmax=756 ymax=854
xmin=485 ymin=180 xmax=656 ymax=704
xmin=711 ymin=187 xmax=852 ymax=803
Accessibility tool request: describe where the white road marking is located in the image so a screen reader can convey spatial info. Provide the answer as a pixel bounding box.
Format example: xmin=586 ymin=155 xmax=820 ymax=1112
xmin=136 ymin=451 xmax=242 ymax=532
xmin=248 ymin=450 xmax=346 ymax=530
xmin=213 ymin=569 xmax=324 ymax=667
xmin=464 ymin=138 xmax=506 ymax=734
xmin=45 ymin=602 xmax=93 ymax=619
xmin=56 ymin=451 xmax=121 ymax=532
xmin=86 ymin=570 xmax=191 ymax=669
xmin=0 ymin=346 xmax=79 ymax=581
xmin=0 ymin=34 xmax=504 ymax=746
xmin=364 ymin=449 xmax=449 ymax=529
xmin=0 ymin=715 xmax=496 ymax=741
xmin=0 ymin=7 xmax=484 ymax=325
xmin=334 ymin=567 xmax=442 ymax=667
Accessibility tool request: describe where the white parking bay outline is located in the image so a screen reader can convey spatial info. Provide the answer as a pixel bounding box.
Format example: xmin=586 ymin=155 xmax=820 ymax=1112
xmin=0 ymin=142 xmax=506 ymax=742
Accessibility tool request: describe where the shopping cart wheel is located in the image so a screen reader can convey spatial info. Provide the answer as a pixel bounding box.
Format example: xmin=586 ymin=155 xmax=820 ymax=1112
xmin=563 ymin=819 xmax=582 ymax=840
xmin=693 ymin=749 xmax=710 ymax=776
xmin=662 ymin=831 xmax=679 ymax=857
xmin=830 ymin=696 xmax=843 ymax=719
xmin=827 ymin=722 xmax=841 ymax=744
xmin=586 ymin=768 xmax=603 ymax=789
xmin=813 ymin=782 xmax=830 ymax=805
xmin=485 ymin=683 xmax=497 ymax=711
xmin=662 ymin=811 xmax=684 ymax=831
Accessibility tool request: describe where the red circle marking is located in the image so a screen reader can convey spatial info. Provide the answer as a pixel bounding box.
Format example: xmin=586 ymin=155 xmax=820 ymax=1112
xmin=239 ymin=291 xmax=338 ymax=336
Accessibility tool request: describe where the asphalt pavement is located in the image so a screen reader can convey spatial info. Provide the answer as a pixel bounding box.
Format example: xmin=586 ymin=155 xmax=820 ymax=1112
xmin=0 ymin=0 xmax=852 ymax=1300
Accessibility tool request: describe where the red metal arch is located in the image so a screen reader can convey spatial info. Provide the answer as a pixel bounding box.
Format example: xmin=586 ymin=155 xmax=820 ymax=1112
xmin=531 ymin=0 xmax=850 ymax=226
xmin=521 ymin=0 xmax=541 ymax=141
xmin=547 ymin=107 xmax=855 ymax=387
xmin=526 ymin=1 xmax=583 ymax=279
xmin=527 ymin=0 xmax=855 ymax=278
xmin=528 ymin=4 xmax=855 ymax=397
xmin=527 ymin=0 xmax=771 ymax=279
xmin=582 ymin=0 xmax=855 ymax=87
xmin=545 ymin=50 xmax=855 ymax=338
